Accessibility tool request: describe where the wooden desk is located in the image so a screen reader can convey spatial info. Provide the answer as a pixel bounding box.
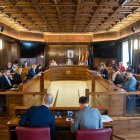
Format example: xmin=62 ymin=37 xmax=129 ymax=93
xmin=49 ymin=65 xmax=89 ymax=81
xmin=7 ymin=117 xmax=113 ymax=140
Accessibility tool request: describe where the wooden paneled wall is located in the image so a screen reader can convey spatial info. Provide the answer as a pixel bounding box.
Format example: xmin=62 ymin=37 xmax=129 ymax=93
xmin=19 ymin=32 xmax=44 ymax=42
xmin=0 ymin=40 xmax=20 ymax=69
xmin=0 ymin=23 xmax=44 ymax=42
xmin=93 ymin=58 xmax=118 ymax=67
xmin=93 ymin=32 xmax=119 ymax=42
xmin=45 ymin=44 xmax=90 ymax=66
xmin=44 ymin=34 xmax=92 ymax=43
xmin=20 ymin=58 xmax=45 ymax=67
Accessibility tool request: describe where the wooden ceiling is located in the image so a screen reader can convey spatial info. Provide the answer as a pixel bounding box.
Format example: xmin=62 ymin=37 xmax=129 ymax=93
xmin=0 ymin=0 xmax=139 ymax=34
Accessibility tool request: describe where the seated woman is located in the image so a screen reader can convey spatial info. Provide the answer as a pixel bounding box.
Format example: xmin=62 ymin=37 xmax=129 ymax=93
xmin=112 ymin=66 xmax=123 ymax=85
xmin=12 ymin=60 xmax=19 ymax=72
xmin=98 ymin=63 xmax=109 ymax=80
xmin=21 ymin=64 xmax=29 ymax=82
xmin=119 ymin=62 xmax=125 ymax=72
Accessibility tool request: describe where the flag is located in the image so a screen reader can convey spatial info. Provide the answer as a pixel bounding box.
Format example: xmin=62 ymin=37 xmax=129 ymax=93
xmin=78 ymin=48 xmax=81 ymax=61
xmin=81 ymin=48 xmax=85 ymax=61
xmin=85 ymin=49 xmax=88 ymax=61
xmin=88 ymin=47 xmax=93 ymax=68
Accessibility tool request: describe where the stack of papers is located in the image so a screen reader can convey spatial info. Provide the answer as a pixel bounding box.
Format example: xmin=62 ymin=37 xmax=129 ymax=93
xmin=101 ymin=115 xmax=113 ymax=122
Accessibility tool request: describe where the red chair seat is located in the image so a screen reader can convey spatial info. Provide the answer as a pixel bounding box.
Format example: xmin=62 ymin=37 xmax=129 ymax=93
xmin=136 ymin=81 xmax=140 ymax=91
xmin=16 ymin=127 xmax=50 ymax=140
xmin=76 ymin=128 xmax=112 ymax=140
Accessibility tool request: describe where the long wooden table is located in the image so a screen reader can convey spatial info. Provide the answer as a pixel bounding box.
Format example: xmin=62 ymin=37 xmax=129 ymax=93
xmin=7 ymin=117 xmax=113 ymax=140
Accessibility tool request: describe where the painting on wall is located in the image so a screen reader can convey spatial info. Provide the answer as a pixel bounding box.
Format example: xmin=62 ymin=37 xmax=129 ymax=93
xmin=67 ymin=50 xmax=74 ymax=58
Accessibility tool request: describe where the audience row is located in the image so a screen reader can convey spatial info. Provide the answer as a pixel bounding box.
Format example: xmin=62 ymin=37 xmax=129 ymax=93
xmin=0 ymin=61 xmax=43 ymax=90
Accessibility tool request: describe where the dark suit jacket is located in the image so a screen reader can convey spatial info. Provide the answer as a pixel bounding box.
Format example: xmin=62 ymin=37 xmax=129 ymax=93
xmin=19 ymin=105 xmax=56 ymax=140
xmin=27 ymin=68 xmax=36 ymax=79
xmin=113 ymin=73 xmax=123 ymax=85
xmin=12 ymin=73 xmax=22 ymax=85
xmin=101 ymin=69 xmax=109 ymax=80
xmin=0 ymin=75 xmax=12 ymax=90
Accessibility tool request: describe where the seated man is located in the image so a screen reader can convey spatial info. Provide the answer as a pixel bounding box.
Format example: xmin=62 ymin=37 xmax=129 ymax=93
xmin=66 ymin=59 xmax=73 ymax=65
xmin=50 ymin=60 xmax=58 ymax=66
xmin=0 ymin=69 xmax=13 ymax=90
xmin=19 ymin=94 xmax=55 ymax=140
xmin=117 ymin=69 xmax=137 ymax=114
xmin=109 ymin=60 xmax=118 ymax=68
xmin=27 ymin=64 xmax=37 ymax=79
xmin=71 ymin=96 xmax=103 ymax=132
xmin=119 ymin=68 xmax=137 ymax=91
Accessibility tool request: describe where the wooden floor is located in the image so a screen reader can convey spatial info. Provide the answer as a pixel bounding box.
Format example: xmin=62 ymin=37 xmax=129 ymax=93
xmin=113 ymin=134 xmax=140 ymax=140
xmin=0 ymin=118 xmax=9 ymax=140
xmin=47 ymin=81 xmax=87 ymax=107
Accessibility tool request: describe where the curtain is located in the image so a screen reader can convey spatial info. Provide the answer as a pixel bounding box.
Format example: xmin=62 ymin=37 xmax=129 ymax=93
xmin=132 ymin=38 xmax=140 ymax=73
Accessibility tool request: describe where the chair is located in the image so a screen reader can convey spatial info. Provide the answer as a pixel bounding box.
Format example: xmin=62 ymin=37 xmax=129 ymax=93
xmin=16 ymin=127 xmax=50 ymax=140
xmin=136 ymin=80 xmax=140 ymax=91
xmin=136 ymin=81 xmax=140 ymax=108
xmin=76 ymin=128 xmax=112 ymax=140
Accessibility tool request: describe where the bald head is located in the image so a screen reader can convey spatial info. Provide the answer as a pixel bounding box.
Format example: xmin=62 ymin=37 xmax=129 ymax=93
xmin=43 ymin=94 xmax=53 ymax=105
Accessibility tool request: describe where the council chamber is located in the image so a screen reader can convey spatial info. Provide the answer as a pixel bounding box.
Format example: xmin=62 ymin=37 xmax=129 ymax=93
xmin=0 ymin=0 xmax=140 ymax=140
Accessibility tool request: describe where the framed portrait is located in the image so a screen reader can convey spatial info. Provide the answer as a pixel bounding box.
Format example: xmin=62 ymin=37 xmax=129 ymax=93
xmin=67 ymin=50 xmax=74 ymax=58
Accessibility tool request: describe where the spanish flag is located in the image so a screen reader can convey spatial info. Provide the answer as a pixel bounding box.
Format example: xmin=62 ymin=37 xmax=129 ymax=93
xmin=81 ymin=48 xmax=85 ymax=61
xmin=85 ymin=49 xmax=88 ymax=62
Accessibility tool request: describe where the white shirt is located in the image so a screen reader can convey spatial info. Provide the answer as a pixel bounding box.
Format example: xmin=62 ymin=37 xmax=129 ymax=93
xmin=4 ymin=75 xmax=12 ymax=86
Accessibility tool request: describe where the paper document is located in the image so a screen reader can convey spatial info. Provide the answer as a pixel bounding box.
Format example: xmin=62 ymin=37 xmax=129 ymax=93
xmin=101 ymin=115 xmax=113 ymax=122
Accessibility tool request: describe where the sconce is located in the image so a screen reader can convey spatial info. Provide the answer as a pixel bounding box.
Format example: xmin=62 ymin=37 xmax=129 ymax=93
xmin=0 ymin=25 xmax=4 ymax=32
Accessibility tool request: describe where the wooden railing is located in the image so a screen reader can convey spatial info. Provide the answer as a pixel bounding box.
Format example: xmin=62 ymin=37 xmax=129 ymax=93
xmin=18 ymin=75 xmax=40 ymax=92
xmin=1 ymin=67 xmax=140 ymax=118
xmin=85 ymin=87 xmax=140 ymax=117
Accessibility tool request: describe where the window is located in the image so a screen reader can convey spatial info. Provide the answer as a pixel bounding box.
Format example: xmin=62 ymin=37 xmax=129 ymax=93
xmin=0 ymin=39 xmax=2 ymax=50
xmin=130 ymin=39 xmax=133 ymax=64
xmin=134 ymin=39 xmax=138 ymax=50
xmin=122 ymin=41 xmax=129 ymax=67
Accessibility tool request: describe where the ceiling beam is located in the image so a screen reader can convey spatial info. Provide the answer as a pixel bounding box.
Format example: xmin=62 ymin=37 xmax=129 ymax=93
xmin=53 ymin=0 xmax=64 ymax=32
xmin=83 ymin=0 xmax=104 ymax=32
xmin=73 ymin=0 xmax=82 ymax=32
xmin=30 ymin=0 xmax=53 ymax=32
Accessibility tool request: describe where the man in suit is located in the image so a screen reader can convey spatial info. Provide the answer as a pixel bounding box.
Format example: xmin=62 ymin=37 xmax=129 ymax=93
xmin=71 ymin=96 xmax=103 ymax=132
xmin=27 ymin=64 xmax=37 ymax=79
xmin=0 ymin=69 xmax=13 ymax=90
xmin=117 ymin=68 xmax=137 ymax=91
xmin=19 ymin=94 xmax=55 ymax=140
